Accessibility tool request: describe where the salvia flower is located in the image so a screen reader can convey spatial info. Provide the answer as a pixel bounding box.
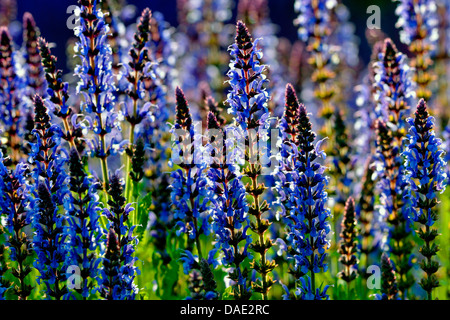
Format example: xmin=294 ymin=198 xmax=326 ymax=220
xmin=226 ymin=21 xmax=275 ymax=300
xmin=206 ymin=111 xmax=252 ymax=300
xmin=122 ymin=7 xmax=154 ymax=201
xmin=64 ymin=149 xmax=103 ymax=299
xmin=38 ymin=37 xmax=83 ymax=152
xmin=444 ymin=124 xmax=450 ymax=176
xmin=374 ymin=118 xmax=415 ymax=297
xmin=0 ymin=156 xmax=34 ymax=300
xmin=403 ymin=99 xmax=447 ymax=300
xmin=276 ymin=85 xmax=331 ymax=300
xmin=74 ymin=0 xmax=121 ymax=189
xmin=377 ymin=253 xmax=400 ymax=300
xmin=226 ymin=20 xmax=269 ymax=131
xmin=30 ymin=95 xmax=71 ymax=300
xmin=373 ymin=39 xmax=416 ymax=298
xmin=395 ymin=0 xmax=439 ymax=48
xmin=100 ymin=172 xmax=138 ymax=300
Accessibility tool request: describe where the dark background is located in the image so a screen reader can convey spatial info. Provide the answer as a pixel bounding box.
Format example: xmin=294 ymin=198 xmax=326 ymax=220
xmin=12 ymin=0 xmax=402 ymax=73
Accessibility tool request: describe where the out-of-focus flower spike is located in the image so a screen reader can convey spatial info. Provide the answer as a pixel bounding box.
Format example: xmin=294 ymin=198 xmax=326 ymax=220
xmin=338 ymin=197 xmax=359 ymax=285
xmin=394 ymin=0 xmax=439 ymax=100
xmin=0 ymin=27 xmax=24 ymax=165
xmin=0 ymin=0 xmax=16 ymax=27
xmin=23 ymin=12 xmax=45 ymax=97
xmin=356 ymin=156 xmax=379 ymax=269
xmin=373 ymin=38 xmax=415 ymax=298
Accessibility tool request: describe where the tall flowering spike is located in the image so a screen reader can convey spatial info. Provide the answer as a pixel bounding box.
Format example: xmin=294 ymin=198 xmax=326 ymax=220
xmin=138 ymin=11 xmax=174 ymax=261
xmin=101 ymin=172 xmax=138 ymax=300
xmin=0 ymin=159 xmax=34 ymax=300
xmin=276 ymin=95 xmax=331 ymax=300
xmin=206 ymin=111 xmax=252 ymax=300
xmin=75 ymin=0 xmax=121 ymax=190
xmin=65 ymin=149 xmax=102 ymax=299
xmin=37 ymin=37 xmax=82 ymax=153
xmin=226 ymin=20 xmax=274 ymax=300
xmin=0 ymin=27 xmax=23 ymax=164
xmin=394 ymin=0 xmax=439 ymax=100
xmin=30 ymin=95 xmax=62 ymax=181
xmin=123 ymin=8 xmax=154 ymax=202
xmin=338 ymin=197 xmax=358 ymax=285
xmin=23 ymin=12 xmax=45 ymax=97
xmin=275 ymin=84 xmax=300 ymax=219
xmin=30 ymin=94 xmax=70 ymax=300
xmin=170 ymin=87 xmax=213 ymax=284
xmin=403 ymin=99 xmax=447 ymax=300
xmin=373 ymin=40 xmax=416 ymax=296
xmin=379 ymin=253 xmax=400 ymax=300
